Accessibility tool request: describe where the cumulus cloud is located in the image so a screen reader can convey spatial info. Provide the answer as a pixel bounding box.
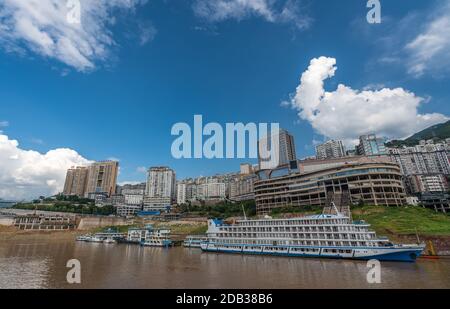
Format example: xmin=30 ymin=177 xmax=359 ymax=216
xmin=193 ymin=0 xmax=311 ymax=30
xmin=288 ymin=56 xmax=449 ymax=145
xmin=0 ymin=0 xmax=147 ymax=72
xmin=0 ymin=133 xmax=92 ymax=200
xmin=405 ymin=2 xmax=450 ymax=77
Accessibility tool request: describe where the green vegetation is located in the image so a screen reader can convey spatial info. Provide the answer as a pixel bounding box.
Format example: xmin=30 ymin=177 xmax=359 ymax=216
xmin=178 ymin=200 xmax=256 ymax=218
xmin=14 ymin=202 xmax=116 ymax=216
xmin=386 ymin=120 xmax=450 ymax=147
xmin=14 ymin=194 xmax=115 ymax=215
xmin=351 ymin=205 xmax=450 ymax=236
xmin=155 ymin=223 xmax=208 ymax=235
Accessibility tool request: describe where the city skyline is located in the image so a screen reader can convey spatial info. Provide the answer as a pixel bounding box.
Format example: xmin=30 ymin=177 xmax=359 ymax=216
xmin=1 ymin=0 xmax=450 ymax=200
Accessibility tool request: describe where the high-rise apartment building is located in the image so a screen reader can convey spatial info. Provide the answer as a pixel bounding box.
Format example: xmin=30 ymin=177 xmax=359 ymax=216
xmin=63 ymin=166 xmax=89 ymax=197
xmin=85 ymin=161 xmax=119 ymax=197
xmin=407 ymin=174 xmax=449 ymax=194
xmin=143 ymin=167 xmax=176 ymax=212
xmin=357 ymin=134 xmax=387 ymax=156
xmin=229 ymin=174 xmax=256 ymax=202
xmin=387 ymin=142 xmax=450 ymax=176
xmin=176 ymin=174 xmax=233 ymax=204
xmin=315 ymin=140 xmax=346 ymax=159
xmin=196 ymin=182 xmax=226 ymax=200
xmin=177 ymin=182 xmax=187 ymax=204
xmin=258 ymin=129 xmax=297 ymax=170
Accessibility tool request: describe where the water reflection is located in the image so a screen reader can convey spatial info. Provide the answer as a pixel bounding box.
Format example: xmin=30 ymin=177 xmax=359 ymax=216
xmin=0 ymin=240 xmax=449 ymax=289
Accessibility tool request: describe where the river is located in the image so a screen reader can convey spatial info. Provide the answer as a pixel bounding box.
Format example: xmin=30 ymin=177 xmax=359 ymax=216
xmin=0 ymin=239 xmax=449 ymax=289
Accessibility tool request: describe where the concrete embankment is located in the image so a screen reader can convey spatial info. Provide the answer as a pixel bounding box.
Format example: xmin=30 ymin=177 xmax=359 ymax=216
xmin=0 ymin=217 xmax=14 ymax=226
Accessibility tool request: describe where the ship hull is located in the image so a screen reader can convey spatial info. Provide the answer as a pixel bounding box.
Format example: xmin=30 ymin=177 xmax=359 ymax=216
xmin=200 ymin=243 xmax=424 ymax=262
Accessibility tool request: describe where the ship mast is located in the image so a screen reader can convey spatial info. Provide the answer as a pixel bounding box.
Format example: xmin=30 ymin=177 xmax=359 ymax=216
xmin=241 ymin=204 xmax=247 ymax=220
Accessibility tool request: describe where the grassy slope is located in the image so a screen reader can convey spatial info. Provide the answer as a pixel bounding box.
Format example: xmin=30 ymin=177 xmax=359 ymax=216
xmin=351 ymin=205 xmax=450 ymax=236
xmin=95 ymin=207 xmax=449 ymax=237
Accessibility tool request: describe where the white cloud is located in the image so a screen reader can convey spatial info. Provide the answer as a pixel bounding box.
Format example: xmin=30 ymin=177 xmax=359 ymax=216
xmin=405 ymin=2 xmax=450 ymax=77
xmin=136 ymin=166 xmax=147 ymax=173
xmin=106 ymin=156 xmax=120 ymax=162
xmin=288 ymin=56 xmax=449 ymax=145
xmin=0 ymin=133 xmax=92 ymax=200
xmin=193 ymin=0 xmax=311 ymax=30
xmin=0 ymin=120 xmax=9 ymax=127
xmin=118 ymin=181 xmax=143 ymax=186
xmin=372 ymin=2 xmax=450 ymax=78
xmin=0 ymin=0 xmax=147 ymax=72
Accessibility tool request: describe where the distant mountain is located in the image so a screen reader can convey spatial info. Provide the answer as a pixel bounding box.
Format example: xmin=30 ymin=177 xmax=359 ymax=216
xmin=386 ymin=120 xmax=450 ymax=148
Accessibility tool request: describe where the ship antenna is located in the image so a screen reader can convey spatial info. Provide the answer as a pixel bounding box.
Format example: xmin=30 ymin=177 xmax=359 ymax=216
xmin=241 ymin=204 xmax=247 ymax=220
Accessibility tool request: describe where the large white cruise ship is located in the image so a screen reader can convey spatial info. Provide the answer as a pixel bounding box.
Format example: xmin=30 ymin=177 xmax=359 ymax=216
xmin=201 ymin=205 xmax=425 ymax=262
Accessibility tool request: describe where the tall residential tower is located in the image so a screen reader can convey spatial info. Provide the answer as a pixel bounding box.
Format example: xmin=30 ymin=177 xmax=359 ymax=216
xmin=258 ymin=129 xmax=297 ymax=170
xmin=143 ymin=167 xmax=176 ymax=212
xmin=85 ymin=161 xmax=119 ymax=197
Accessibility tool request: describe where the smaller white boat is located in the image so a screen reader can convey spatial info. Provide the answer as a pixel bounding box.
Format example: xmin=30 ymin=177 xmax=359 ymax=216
xmin=184 ymin=235 xmax=207 ymax=248
xmin=103 ymin=238 xmax=116 ymax=244
xmin=89 ymin=236 xmax=104 ymax=243
xmin=76 ymin=235 xmax=90 ymax=242
xmin=141 ymin=228 xmax=172 ymax=247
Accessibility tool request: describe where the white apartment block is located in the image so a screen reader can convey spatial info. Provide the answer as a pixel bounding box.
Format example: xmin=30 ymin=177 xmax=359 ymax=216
xmin=198 ymin=182 xmax=226 ymax=200
xmin=408 ymin=174 xmax=449 ymax=194
xmin=123 ymin=192 xmax=144 ymax=205
xmin=145 ymin=167 xmax=176 ymax=199
xmin=177 ymin=180 xmax=227 ymax=203
xmin=177 ymin=183 xmax=187 ymax=204
xmin=144 ymin=167 xmax=176 ymax=212
xmin=315 ymin=140 xmax=346 ymax=159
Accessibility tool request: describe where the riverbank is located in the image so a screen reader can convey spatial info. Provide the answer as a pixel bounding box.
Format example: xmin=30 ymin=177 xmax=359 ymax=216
xmin=0 ymin=225 xmax=83 ymax=241
xmin=0 ymin=220 xmax=208 ymax=242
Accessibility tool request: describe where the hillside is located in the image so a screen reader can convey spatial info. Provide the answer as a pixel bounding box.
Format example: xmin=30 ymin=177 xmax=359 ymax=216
xmin=386 ymin=120 xmax=450 ymax=147
xmin=351 ymin=205 xmax=450 ymax=237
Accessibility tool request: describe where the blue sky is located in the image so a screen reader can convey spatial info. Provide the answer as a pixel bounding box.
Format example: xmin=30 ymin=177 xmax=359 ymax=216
xmin=1 ymin=0 xmax=449 ymax=199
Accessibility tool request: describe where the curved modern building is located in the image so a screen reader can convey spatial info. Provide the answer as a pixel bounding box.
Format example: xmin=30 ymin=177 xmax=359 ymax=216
xmin=254 ymin=156 xmax=406 ymax=214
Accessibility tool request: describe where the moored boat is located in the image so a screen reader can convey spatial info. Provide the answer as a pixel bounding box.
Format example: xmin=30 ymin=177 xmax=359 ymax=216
xmin=184 ymin=235 xmax=208 ymax=248
xmin=201 ymin=204 xmax=425 ymax=262
xmin=128 ymin=225 xmax=173 ymax=247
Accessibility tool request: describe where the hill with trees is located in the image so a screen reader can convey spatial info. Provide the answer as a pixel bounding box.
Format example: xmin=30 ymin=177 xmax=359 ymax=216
xmin=386 ymin=120 xmax=450 ymax=147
